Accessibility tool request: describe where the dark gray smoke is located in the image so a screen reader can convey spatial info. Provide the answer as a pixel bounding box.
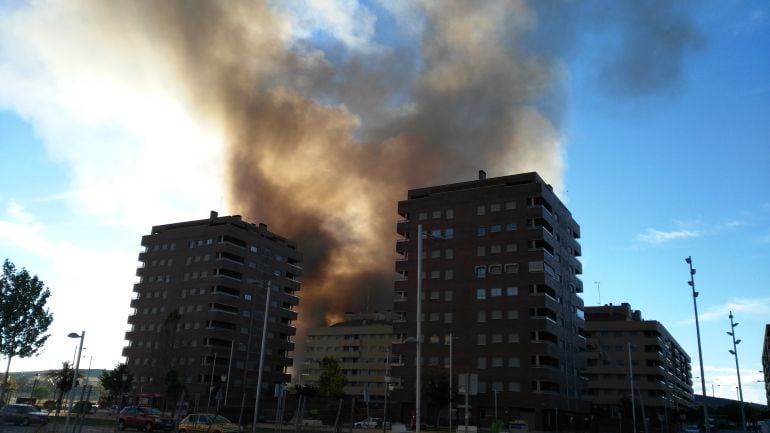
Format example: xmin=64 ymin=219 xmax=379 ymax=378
xmin=37 ymin=0 xmax=702 ymax=350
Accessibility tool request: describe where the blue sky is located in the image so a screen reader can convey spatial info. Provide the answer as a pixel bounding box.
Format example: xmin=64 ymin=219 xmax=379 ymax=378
xmin=1 ymin=0 xmax=768 ymax=403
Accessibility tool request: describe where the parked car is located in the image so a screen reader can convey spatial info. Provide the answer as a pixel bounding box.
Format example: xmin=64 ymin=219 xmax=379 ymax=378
xmin=508 ymin=420 xmax=528 ymax=432
xmin=178 ymin=414 xmax=241 ymax=433
xmin=354 ymin=417 xmax=379 ymax=428
xmin=70 ymin=401 xmax=96 ymax=414
xmin=117 ymin=406 xmax=175 ymax=431
xmin=0 ymin=404 xmax=49 ymax=425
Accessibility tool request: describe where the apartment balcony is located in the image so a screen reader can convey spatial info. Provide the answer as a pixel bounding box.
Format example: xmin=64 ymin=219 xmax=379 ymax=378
xmin=286 ymin=261 xmax=303 ymax=272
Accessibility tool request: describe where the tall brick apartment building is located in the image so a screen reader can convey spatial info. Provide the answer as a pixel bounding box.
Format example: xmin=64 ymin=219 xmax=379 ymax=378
xmin=583 ymin=303 xmax=693 ymax=431
xmin=391 ymin=172 xmax=587 ymax=431
xmin=123 ymin=212 xmax=301 ymax=412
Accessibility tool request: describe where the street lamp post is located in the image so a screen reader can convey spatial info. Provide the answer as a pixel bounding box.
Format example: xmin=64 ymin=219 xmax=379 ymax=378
xmin=727 ymin=311 xmax=746 ymax=432
xmin=448 ymin=333 xmax=454 ymax=433
xmin=416 ymin=224 xmax=424 ymax=433
xmin=685 ymin=257 xmax=709 ymax=431
xmin=30 ymin=373 xmax=40 ymax=399
xmin=64 ymin=331 xmax=85 ymax=433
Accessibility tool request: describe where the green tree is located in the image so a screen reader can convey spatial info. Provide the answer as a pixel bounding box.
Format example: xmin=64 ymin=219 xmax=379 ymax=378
xmin=47 ymin=362 xmax=81 ymax=414
xmin=164 ymin=369 xmax=184 ymax=412
xmin=0 ymin=259 xmax=54 ymax=404
xmin=317 ymin=356 xmax=347 ymax=398
xmin=423 ymin=367 xmax=449 ymax=425
xmin=99 ymin=363 xmax=133 ymax=404
xmin=1 ymin=376 xmax=17 ymax=404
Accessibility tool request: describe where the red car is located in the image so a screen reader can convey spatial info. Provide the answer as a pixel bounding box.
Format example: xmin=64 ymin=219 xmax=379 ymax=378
xmin=117 ymin=406 xmax=174 ymax=431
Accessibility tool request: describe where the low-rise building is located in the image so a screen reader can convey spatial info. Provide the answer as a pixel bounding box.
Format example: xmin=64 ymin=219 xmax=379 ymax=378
xmin=302 ymin=312 xmax=393 ymax=400
xmin=583 ymin=303 xmax=693 ymax=430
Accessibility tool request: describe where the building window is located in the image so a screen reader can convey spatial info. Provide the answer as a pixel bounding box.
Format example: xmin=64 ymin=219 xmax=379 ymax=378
xmin=446 ymin=209 xmax=454 ymax=219
xmin=429 ymin=313 xmax=439 ymax=322
xmin=476 ymin=288 xmax=486 ymax=300
xmin=491 ymin=334 xmax=503 ymax=343
xmin=475 ymin=266 xmax=487 ymax=278
xmin=491 ymin=310 xmax=502 ymax=320
xmin=432 ymin=211 xmax=442 ymax=219
xmin=431 ymin=229 xmax=442 ymax=238
xmin=490 ymin=244 xmax=501 ymax=254
xmin=445 ymin=248 xmax=454 ymax=259
xmin=477 ymin=357 xmax=487 ymax=369
xmin=445 ymin=269 xmax=453 ymax=280
xmin=477 ymin=206 xmax=486 ymax=215
xmin=477 ymin=334 xmax=487 ymax=345
xmin=506 ymin=286 xmax=519 ymax=296
xmin=477 ymin=246 xmax=486 ymax=257
xmin=430 ymin=270 xmax=441 ymax=279
xmin=429 ymin=335 xmax=440 ymax=344
xmin=444 ymin=312 xmax=453 ymax=323
xmin=507 ymin=310 xmax=519 ymax=319
xmin=444 ymin=291 xmax=453 ymax=301
xmin=490 ymin=287 xmax=502 ymax=297
xmin=506 ymin=243 xmax=517 ymax=252
xmin=490 ymin=224 xmax=501 ymax=233
xmin=528 ymin=261 xmax=544 ymax=273
xmin=430 ymin=291 xmax=440 ymax=300
xmin=489 ymin=264 xmax=502 ymax=275
xmin=508 ymin=382 xmax=521 ymax=392
xmin=444 ymin=228 xmax=454 ymax=239
xmin=431 ymin=250 xmax=441 ymax=258
xmin=505 ymin=263 xmax=519 ymax=274
xmin=477 ymin=226 xmax=486 ymax=236
xmin=491 ymin=357 xmax=503 ymax=367
xmin=507 ymin=333 xmax=519 ymax=343
xmin=508 ymin=357 xmax=521 ymax=367
xmin=419 ymin=212 xmax=428 ymax=220
xmin=490 ymin=203 xmax=501 ymax=212
xmin=477 ymin=311 xmax=486 ymax=322
xmin=506 ymin=223 xmax=517 ymax=231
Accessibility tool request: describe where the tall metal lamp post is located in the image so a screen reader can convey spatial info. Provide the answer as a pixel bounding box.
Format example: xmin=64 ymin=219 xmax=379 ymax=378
xmin=685 ymin=257 xmax=709 ymax=431
xmin=64 ymin=331 xmax=85 ymax=433
xmin=415 ymin=224 xmax=424 ymax=433
xmin=727 ymin=311 xmax=746 ymax=432
xmin=30 ymin=373 xmax=40 ymax=399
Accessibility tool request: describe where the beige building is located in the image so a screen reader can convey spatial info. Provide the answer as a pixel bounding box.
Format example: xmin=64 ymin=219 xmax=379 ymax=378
xmin=302 ymin=312 xmax=393 ymax=399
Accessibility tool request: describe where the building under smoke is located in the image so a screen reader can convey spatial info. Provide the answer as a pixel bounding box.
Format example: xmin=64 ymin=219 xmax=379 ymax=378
xmin=123 ymin=211 xmax=301 ymax=414
xmin=301 ymin=312 xmax=394 ymax=399
xmin=391 ymin=171 xmax=587 ymax=431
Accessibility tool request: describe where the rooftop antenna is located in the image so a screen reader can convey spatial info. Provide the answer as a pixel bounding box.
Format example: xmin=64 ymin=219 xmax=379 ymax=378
xmin=594 ymin=281 xmax=601 ymax=305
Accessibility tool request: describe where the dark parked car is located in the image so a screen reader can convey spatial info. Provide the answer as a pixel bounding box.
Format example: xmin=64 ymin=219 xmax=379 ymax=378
xmin=0 ymin=404 xmax=49 ymax=425
xmin=118 ymin=406 xmax=174 ymax=431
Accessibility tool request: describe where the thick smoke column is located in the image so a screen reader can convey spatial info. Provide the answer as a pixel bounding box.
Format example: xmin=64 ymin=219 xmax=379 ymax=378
xmin=2 ymin=0 xmax=702 ymax=351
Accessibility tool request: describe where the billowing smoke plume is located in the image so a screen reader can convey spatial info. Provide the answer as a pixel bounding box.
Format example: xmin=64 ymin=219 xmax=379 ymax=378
xmin=0 ymin=0 xmax=703 ymax=355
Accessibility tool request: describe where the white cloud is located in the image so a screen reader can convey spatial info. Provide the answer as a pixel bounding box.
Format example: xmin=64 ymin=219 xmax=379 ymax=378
xmin=0 ymin=211 xmax=137 ymax=371
xmin=702 ymin=365 xmax=766 ymax=403
xmin=635 ymin=228 xmax=700 ymax=244
xmin=679 ymin=297 xmax=770 ymax=323
xmin=278 ymin=0 xmax=381 ymax=53
xmin=5 ymin=200 xmax=35 ymax=225
xmin=0 ymin=1 xmax=226 ymax=233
